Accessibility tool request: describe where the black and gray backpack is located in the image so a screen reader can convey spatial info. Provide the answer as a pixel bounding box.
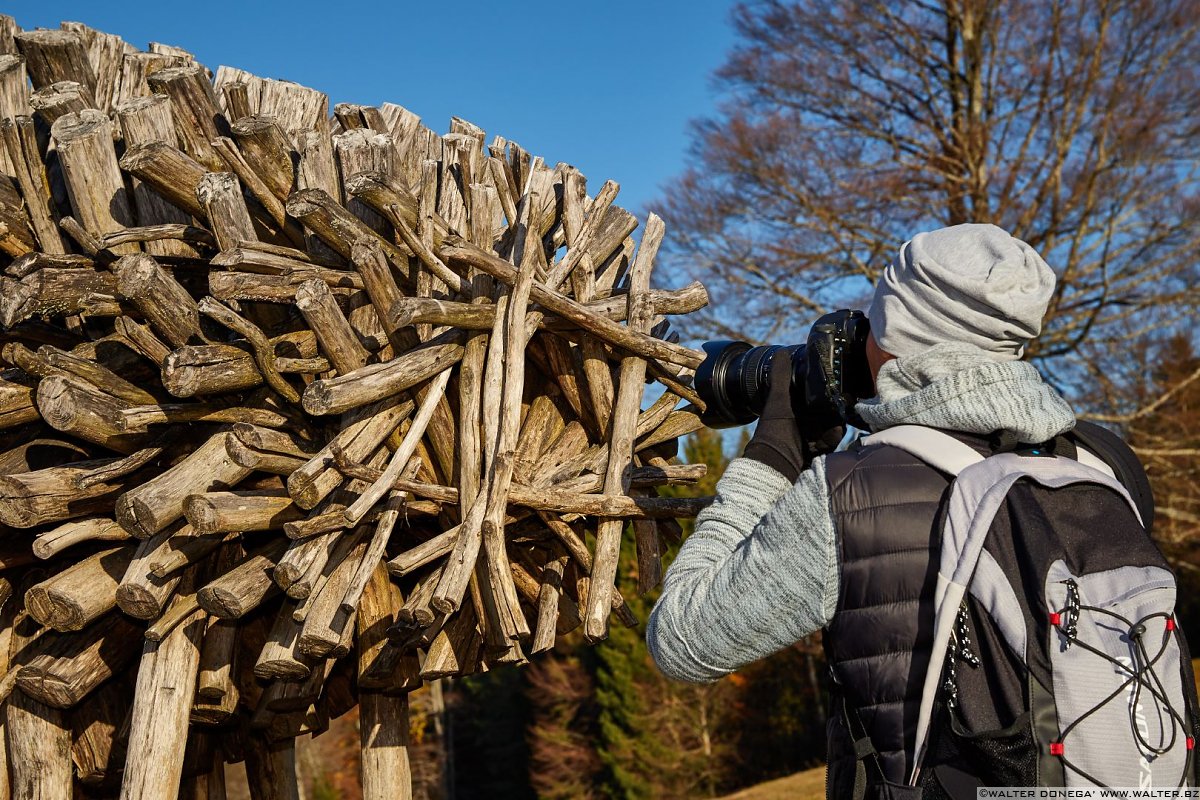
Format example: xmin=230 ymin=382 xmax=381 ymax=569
xmin=859 ymin=423 xmax=1200 ymax=795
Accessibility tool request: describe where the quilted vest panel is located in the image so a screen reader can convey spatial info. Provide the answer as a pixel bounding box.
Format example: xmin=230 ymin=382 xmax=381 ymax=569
xmin=822 ymin=437 xmax=986 ymax=790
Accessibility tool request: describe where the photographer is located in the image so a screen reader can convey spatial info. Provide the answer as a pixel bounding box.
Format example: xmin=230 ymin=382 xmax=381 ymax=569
xmin=646 ymin=223 xmax=1073 ymax=794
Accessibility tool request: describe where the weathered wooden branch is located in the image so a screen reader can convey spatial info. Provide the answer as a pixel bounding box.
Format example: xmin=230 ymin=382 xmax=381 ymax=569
xmin=27 ymin=544 xmax=136 ymax=632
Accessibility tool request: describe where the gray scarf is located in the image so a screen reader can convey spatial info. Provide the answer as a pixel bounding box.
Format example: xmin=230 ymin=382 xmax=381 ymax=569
xmin=855 ymin=343 xmax=1076 ymax=443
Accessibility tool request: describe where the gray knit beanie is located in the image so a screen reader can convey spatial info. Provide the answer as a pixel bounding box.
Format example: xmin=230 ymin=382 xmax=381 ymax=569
xmin=867 ymin=223 xmax=1056 ymax=361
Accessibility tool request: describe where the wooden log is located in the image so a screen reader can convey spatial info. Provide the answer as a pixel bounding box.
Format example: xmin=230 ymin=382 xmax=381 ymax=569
xmin=196 ymin=169 xmax=257 ymax=251
xmin=196 ymin=538 xmax=288 ymax=619
xmin=116 ymin=523 xmax=186 ymax=619
xmin=209 ymin=270 xmax=352 ymax=304
xmin=274 ymin=529 xmax=336 ymax=597
xmin=420 ymin=602 xmax=482 ymax=680
xmin=334 ymin=128 xmax=394 ymax=235
xmin=360 ymin=692 xmax=412 ymax=800
xmin=50 ymin=109 xmax=135 ymax=255
xmin=114 ymin=251 xmax=205 ymax=348
xmin=196 ymin=611 xmax=239 ymax=702
xmin=120 ymin=401 xmax=293 ymax=431
xmin=59 ymin=21 xmax=129 ymax=113
xmin=0 ymin=266 xmax=120 ymax=327
xmin=26 ymin=545 xmax=136 ymax=632
xmin=243 ymin=736 xmax=301 ymax=800
xmin=225 ymin=437 xmax=306 ymax=476
xmin=120 ymin=595 xmax=206 ymax=800
xmin=356 ymin=560 xmax=401 ymax=687
xmin=184 ymin=489 xmax=303 ymax=533
xmin=195 ymin=540 xmax=242 ymax=700
xmin=232 ymin=422 xmax=317 ymax=457
xmin=0 ymin=370 xmax=38 ymax=430
xmin=37 ymin=374 xmax=151 ymax=453
xmin=39 ymin=341 xmax=157 ymax=404
xmin=17 ymin=612 xmax=141 ymax=707
xmin=113 ymin=316 xmax=171 ymax=366
xmin=301 ymin=332 xmax=464 ymax=416
xmin=144 ymin=591 xmax=201 ymax=642
xmin=210 ymin=136 xmax=294 ymax=237
xmin=198 ymin=296 xmax=298 ymax=402
xmin=0 ymin=115 xmax=68 ymax=254
xmin=148 ymin=529 xmax=230 ymax=580
xmin=287 ymin=398 xmax=412 ymax=509
xmin=386 ymin=528 xmax=458 ymax=577
xmin=115 ymin=431 xmax=252 ymax=539
xmin=295 ymin=278 xmax=369 ymax=373
xmin=119 ymin=140 xmax=208 ymax=218
xmin=209 ymin=243 xmax=348 ymax=274
xmin=0 ymin=53 xmax=29 ymax=118
xmin=532 ymin=554 xmax=569 ymax=652
xmin=0 ymin=457 xmax=124 ymax=528
xmin=115 ymin=93 xmax=200 ymax=258
xmin=146 ymin=65 xmax=225 ymax=170
xmin=584 ymin=214 xmax=664 ymax=640
xmin=0 ymin=176 xmax=36 ymax=257
xmin=297 ymin=529 xmax=368 ymax=658
xmin=162 ymin=343 xmax=263 ymax=397
xmin=254 ymin=602 xmax=312 ymax=682
xmin=293 ymin=128 xmax=342 ymax=261
xmin=34 ymin=516 xmax=131 ymax=559
xmin=30 ymin=78 xmax=95 ymax=126
xmin=336 ymin=463 xmax=709 ymax=519
xmin=222 ymin=79 xmax=251 ymax=119
xmin=14 ymin=28 xmax=96 ymax=95
xmin=342 ymin=170 xmax=428 ymax=246
xmin=116 ymin=50 xmax=184 ymax=105
xmin=388 ymin=283 xmax=707 ymax=332
xmin=230 ymin=115 xmax=294 ymax=201
xmin=70 ymin=675 xmax=129 ymax=786
xmin=6 ymin=687 xmax=73 ymax=798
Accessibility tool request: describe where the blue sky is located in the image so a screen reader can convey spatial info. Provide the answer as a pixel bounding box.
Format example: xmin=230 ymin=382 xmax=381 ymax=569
xmin=6 ymin=0 xmax=737 ymax=217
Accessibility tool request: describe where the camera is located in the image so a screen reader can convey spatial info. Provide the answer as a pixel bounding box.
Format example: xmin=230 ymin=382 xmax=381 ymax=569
xmin=694 ymin=309 xmax=874 ymax=429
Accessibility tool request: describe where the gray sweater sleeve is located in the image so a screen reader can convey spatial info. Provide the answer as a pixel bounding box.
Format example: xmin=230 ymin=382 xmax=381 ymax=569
xmin=645 ymin=456 xmax=840 ymax=684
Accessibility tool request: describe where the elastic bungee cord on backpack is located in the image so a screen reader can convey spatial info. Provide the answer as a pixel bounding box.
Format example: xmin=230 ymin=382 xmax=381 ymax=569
xmin=943 ymin=602 xmax=980 ymax=710
xmin=1049 ymin=579 xmax=1194 ymax=788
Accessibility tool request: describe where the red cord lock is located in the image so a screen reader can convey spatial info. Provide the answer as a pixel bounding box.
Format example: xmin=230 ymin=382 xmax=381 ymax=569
xmin=1167 ymin=617 xmax=1176 ymax=632
xmin=1050 ymin=742 xmax=1064 ymax=756
xmin=1188 ymin=737 xmax=1195 ymax=751
xmin=1049 ymin=612 xmax=1062 ymax=626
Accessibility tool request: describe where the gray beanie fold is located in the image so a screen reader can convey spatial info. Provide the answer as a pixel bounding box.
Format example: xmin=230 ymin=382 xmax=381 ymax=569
xmin=868 ymin=224 xmax=1056 ymax=361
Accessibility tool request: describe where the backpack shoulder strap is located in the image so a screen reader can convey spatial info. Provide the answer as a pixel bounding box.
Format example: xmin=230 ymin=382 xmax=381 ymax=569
xmin=1069 ymin=419 xmax=1155 ymax=534
xmin=859 ymin=425 xmax=985 ymax=476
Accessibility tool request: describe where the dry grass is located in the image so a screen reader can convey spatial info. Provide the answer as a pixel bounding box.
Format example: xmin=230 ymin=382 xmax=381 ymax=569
xmin=717 ymin=765 xmax=826 ymax=800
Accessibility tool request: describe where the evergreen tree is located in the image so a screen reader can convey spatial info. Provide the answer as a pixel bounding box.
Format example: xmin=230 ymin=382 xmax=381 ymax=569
xmin=450 ymin=668 xmax=534 ymax=799
xmin=525 ymin=635 xmax=604 ymax=800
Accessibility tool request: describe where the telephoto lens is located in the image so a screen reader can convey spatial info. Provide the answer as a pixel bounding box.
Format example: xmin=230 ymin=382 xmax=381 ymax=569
xmin=693 ymin=309 xmax=872 ymax=429
xmin=693 ymin=342 xmax=804 ymax=428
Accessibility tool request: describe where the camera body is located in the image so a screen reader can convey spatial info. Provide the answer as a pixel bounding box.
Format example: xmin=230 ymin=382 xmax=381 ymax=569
xmin=694 ymin=309 xmax=874 ymax=429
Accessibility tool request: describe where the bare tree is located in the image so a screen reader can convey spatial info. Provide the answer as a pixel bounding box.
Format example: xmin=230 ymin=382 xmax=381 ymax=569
xmin=656 ymin=0 xmax=1200 ymax=383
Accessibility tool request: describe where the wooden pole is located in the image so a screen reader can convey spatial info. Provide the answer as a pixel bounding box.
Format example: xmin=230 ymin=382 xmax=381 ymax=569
xmin=120 ymin=594 xmax=207 ymax=800
xmin=52 ymin=109 xmax=138 ymax=254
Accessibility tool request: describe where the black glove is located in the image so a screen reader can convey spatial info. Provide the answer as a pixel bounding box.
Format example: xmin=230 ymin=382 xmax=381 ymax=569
xmin=742 ymin=350 xmax=845 ymax=483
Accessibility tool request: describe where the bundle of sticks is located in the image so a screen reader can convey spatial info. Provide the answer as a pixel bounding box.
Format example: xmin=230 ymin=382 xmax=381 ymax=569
xmin=0 ymin=15 xmax=713 ymax=799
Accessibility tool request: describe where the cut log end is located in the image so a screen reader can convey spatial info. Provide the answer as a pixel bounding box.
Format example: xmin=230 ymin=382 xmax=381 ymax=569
xmin=25 ymin=587 xmax=87 ymax=632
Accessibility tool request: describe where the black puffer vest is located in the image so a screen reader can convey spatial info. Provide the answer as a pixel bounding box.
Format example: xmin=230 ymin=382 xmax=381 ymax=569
xmin=821 ymin=436 xmax=987 ymax=797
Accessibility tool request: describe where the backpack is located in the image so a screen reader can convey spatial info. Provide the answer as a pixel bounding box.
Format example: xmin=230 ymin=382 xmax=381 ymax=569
xmin=857 ymin=423 xmax=1200 ymax=796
